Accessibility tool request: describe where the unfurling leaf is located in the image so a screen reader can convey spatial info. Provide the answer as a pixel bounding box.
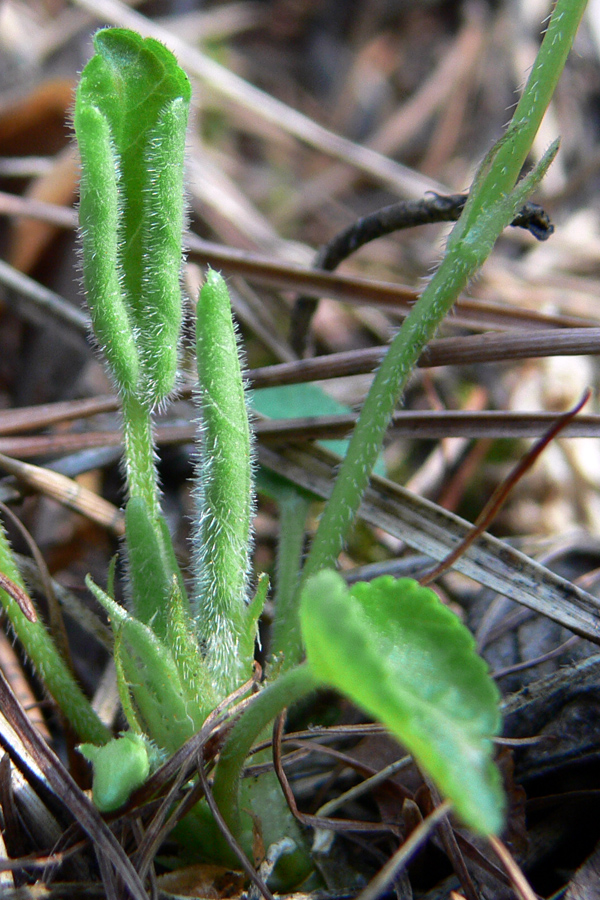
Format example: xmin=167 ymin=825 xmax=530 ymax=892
xmin=75 ymin=28 xmax=190 ymax=406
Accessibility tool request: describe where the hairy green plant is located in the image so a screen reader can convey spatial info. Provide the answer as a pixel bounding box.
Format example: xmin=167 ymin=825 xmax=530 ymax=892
xmin=0 ymin=1 xmax=587 ymax=887
xmin=192 ymin=268 xmax=258 ymax=694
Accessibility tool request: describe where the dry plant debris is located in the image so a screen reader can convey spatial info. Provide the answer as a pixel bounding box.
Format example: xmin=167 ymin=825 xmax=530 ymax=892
xmin=1 ymin=1 xmax=600 ymax=898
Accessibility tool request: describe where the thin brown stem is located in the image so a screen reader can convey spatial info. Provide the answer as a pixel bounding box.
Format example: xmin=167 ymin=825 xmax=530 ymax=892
xmin=420 ymin=390 xmax=591 ymax=586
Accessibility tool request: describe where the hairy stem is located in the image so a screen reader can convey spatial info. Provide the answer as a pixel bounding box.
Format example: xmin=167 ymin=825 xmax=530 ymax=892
xmin=121 ymin=393 xmax=160 ymax=518
xmin=0 ymin=523 xmax=110 ymax=745
xmin=301 ymin=0 xmax=585 ymax=584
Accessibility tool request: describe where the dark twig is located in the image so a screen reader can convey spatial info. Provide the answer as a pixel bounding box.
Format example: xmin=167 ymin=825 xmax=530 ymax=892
xmin=272 ymin=714 xmax=401 ymax=835
xmin=291 ymin=193 xmax=554 ymax=355
xmin=0 ymin=666 xmax=148 ymax=900
xmin=251 ymin=328 xmax=600 ymax=391
xmin=0 ymin=571 xmax=37 ymax=623
xmin=197 ymin=749 xmax=276 ymax=900
xmin=420 ymin=774 xmax=480 ymax=900
xmin=315 ymin=195 xmax=553 ymax=274
xmin=492 ymin=634 xmax=580 ymax=680
xmin=131 ymin=759 xmax=196 ymax=884
xmin=488 ymin=836 xmax=538 ymax=900
xmin=355 ymin=801 xmax=452 ymax=900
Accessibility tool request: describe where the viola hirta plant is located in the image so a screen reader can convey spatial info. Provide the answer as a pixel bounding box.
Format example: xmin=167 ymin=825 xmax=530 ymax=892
xmin=0 ymin=1 xmax=587 ymax=886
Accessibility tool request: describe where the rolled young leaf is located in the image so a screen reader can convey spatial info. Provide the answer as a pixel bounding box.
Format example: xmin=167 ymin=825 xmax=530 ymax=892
xmin=74 ymin=28 xmax=190 ymax=407
xmin=75 ymin=102 xmax=139 ymax=396
xmin=76 ymin=27 xmax=193 ymax=644
xmin=192 ymin=269 xmax=255 ymax=695
xmin=300 ymin=570 xmax=504 ymax=835
xmin=86 ymin=576 xmax=206 ymax=753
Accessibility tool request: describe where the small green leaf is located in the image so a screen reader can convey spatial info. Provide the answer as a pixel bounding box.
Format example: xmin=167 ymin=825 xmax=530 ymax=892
xmin=80 ymin=732 xmax=150 ymax=812
xmin=238 ymin=572 xmax=268 ymax=669
xmin=253 ymin=384 xmax=386 ymax=475
xmin=75 ymin=103 xmax=139 ymax=395
xmin=300 ymin=570 xmax=504 ymax=835
xmin=86 ymin=576 xmax=203 ymax=752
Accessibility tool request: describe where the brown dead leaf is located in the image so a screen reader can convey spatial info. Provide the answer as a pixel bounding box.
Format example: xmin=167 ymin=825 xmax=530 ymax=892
xmin=0 ymin=78 xmax=74 ymax=156
xmin=157 ymin=863 xmax=245 ymax=899
xmin=7 ymin=145 xmax=78 ymax=273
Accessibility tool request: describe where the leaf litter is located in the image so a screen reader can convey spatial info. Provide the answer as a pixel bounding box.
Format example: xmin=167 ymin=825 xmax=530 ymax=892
xmin=2 ymin=1 xmax=600 ymax=898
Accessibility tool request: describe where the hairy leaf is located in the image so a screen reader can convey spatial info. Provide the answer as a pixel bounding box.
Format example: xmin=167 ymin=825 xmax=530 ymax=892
xmin=192 ymin=270 xmax=255 ymax=695
xmin=75 ymin=28 xmax=190 ymax=405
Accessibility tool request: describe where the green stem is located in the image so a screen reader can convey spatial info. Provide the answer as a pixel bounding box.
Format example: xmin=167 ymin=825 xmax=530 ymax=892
xmin=466 ymin=0 xmax=587 ymax=216
xmin=302 ymin=0 xmax=586 ymax=584
xmin=121 ymin=394 xmax=189 ymax=634
xmin=121 ymin=393 xmax=160 ymax=518
xmin=269 ymin=490 xmax=311 ymax=669
xmin=0 ymin=524 xmax=110 ymax=745
xmin=212 ymin=663 xmax=318 ymax=838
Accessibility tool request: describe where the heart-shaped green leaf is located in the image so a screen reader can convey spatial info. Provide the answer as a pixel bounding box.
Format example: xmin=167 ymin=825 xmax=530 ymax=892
xmin=300 ymin=570 xmax=504 ymax=834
